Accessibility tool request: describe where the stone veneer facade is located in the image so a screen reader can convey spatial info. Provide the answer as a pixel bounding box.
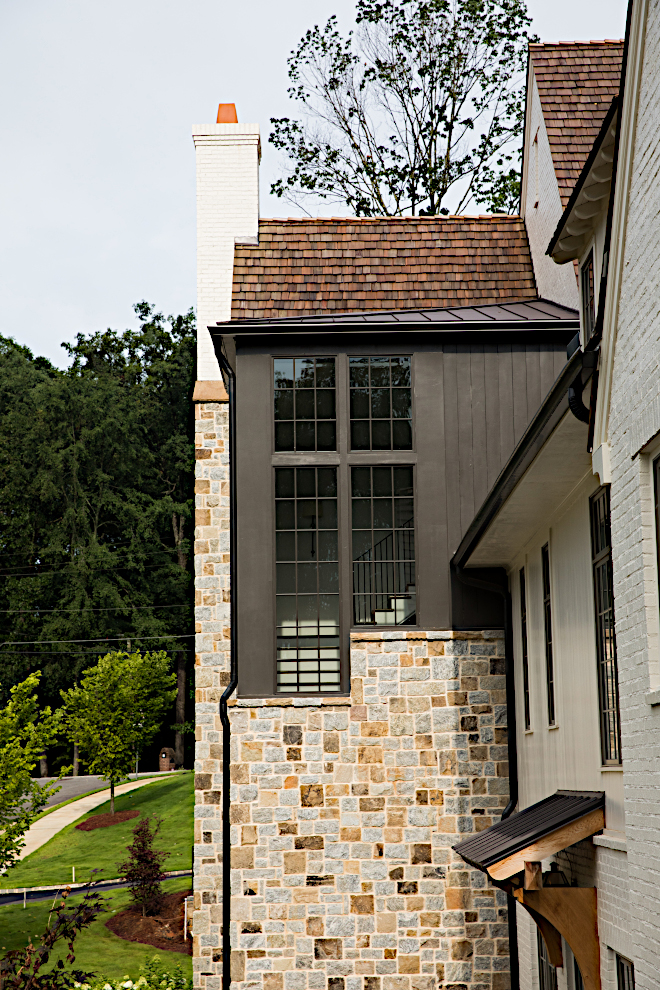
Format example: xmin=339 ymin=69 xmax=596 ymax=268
xmin=194 ymin=399 xmax=511 ymax=990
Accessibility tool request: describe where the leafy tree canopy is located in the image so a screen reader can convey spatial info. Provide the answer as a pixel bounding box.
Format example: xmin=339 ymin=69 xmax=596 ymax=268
xmin=0 ymin=304 xmax=194 ymax=726
xmin=270 ymin=0 xmax=536 ymax=216
xmin=61 ymin=650 xmax=177 ymax=812
xmin=0 ymin=672 xmax=60 ymax=872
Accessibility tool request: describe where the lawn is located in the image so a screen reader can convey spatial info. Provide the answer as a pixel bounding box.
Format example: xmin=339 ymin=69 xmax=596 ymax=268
xmin=2 ymin=773 xmax=193 ymax=890
xmin=0 ymin=877 xmax=192 ymax=981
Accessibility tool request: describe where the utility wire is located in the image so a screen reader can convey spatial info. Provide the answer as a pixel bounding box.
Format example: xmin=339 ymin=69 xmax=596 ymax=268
xmin=0 ymin=604 xmax=190 ymax=614
xmin=0 ymin=634 xmax=195 ymax=648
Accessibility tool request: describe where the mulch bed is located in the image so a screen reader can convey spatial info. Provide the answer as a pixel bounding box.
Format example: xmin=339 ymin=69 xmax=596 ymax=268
xmin=105 ymin=890 xmax=192 ymax=954
xmin=75 ymin=809 xmax=140 ymax=831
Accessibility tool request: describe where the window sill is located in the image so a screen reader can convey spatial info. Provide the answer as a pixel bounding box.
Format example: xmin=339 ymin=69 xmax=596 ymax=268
xmin=524 ymin=729 xmax=533 ymax=735
xmin=645 ymin=688 xmax=660 ymax=706
xmin=593 ymin=830 xmax=627 ymax=853
xmin=600 ymin=765 xmax=623 ymax=772
xmin=548 ymin=724 xmax=560 ymax=730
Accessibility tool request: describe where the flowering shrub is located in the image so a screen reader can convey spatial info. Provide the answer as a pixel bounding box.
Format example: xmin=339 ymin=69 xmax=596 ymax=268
xmin=75 ymin=956 xmax=191 ymax=990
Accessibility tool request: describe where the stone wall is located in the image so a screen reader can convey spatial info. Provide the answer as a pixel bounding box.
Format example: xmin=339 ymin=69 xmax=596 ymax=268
xmin=193 ymin=396 xmax=510 ymax=990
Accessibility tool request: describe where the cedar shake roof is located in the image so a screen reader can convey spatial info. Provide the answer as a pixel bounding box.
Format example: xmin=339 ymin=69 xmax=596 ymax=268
xmin=530 ymin=40 xmax=623 ymax=207
xmin=230 ymin=216 xmax=538 ymax=320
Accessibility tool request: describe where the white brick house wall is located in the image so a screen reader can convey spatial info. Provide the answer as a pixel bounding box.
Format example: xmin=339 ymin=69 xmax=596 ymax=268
xmin=601 ymin=0 xmax=660 ymax=986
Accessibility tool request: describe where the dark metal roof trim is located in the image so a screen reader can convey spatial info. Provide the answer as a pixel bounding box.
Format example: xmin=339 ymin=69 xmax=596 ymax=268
xmin=217 ymin=298 xmax=578 ymax=329
xmin=546 ymin=97 xmax=619 ymax=261
xmin=451 ymin=347 xmax=584 ymax=569
xmin=453 ymin=790 xmax=605 ymax=871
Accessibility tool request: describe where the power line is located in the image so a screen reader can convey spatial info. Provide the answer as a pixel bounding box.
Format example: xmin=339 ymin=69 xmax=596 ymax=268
xmin=0 ymin=604 xmax=190 ymax=615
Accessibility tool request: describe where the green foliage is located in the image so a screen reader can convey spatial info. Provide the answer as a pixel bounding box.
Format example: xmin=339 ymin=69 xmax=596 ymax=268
xmin=0 ymin=303 xmax=194 ymax=733
xmin=0 ymin=672 xmax=61 ymax=872
xmin=77 ymin=955 xmax=192 ymax=990
xmin=1 ymin=885 xmax=106 ymax=990
xmin=270 ymin=0 xmax=536 ymax=216
xmin=0 ymin=881 xmax=192 ymax=980
xmin=2 ymin=774 xmax=193 ymax=890
xmin=60 ymin=652 xmax=177 ymax=806
xmin=117 ymin=816 xmax=167 ymax=917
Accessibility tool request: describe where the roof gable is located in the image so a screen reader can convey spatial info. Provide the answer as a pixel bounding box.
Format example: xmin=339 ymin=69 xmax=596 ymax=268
xmin=231 ymin=216 xmax=537 ymax=320
xmin=530 ymin=40 xmax=623 ymax=207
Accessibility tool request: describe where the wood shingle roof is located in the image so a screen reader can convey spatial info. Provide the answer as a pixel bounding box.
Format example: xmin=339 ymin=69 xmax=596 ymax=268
xmin=231 ymin=216 xmax=537 ymax=320
xmin=530 ymin=40 xmax=624 ymax=207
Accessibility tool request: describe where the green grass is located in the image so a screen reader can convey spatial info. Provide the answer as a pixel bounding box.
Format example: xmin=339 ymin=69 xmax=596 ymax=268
xmin=3 ymin=773 xmax=193 ymax=890
xmin=0 ymin=877 xmax=192 ymax=980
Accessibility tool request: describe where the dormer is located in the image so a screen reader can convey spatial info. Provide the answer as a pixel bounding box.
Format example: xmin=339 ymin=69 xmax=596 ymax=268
xmin=521 ymin=41 xmax=623 ymax=311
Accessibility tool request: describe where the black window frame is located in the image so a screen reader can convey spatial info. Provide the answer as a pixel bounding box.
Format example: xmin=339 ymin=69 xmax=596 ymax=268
xmin=590 ymin=485 xmax=621 ymax=766
xmin=616 ymin=955 xmax=634 ymax=990
xmin=537 ymin=929 xmax=558 ymax=990
xmin=274 ymin=466 xmax=341 ymax=695
xmin=541 ymin=543 xmax=556 ymax=726
xmin=348 ymin=354 xmax=414 ymax=452
xmin=273 ymin=355 xmax=337 ymax=453
xmin=519 ymin=567 xmax=531 ymax=731
xmin=581 ymin=250 xmax=596 ymax=342
xmin=350 ymin=464 xmax=417 ymax=627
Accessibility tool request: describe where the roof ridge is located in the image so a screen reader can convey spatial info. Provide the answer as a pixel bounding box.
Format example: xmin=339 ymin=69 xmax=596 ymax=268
xmin=530 ymin=39 xmax=624 ymax=49
xmin=258 ymin=214 xmax=524 ymax=224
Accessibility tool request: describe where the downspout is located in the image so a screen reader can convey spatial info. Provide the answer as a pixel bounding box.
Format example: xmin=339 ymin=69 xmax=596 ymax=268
xmin=452 ymin=564 xmax=519 ymax=990
xmin=217 ymin=352 xmax=238 ymax=989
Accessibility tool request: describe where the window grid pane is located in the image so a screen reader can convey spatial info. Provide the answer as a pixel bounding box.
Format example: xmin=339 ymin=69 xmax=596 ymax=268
xmin=537 ymin=929 xmax=558 ymax=990
xmin=590 ymin=486 xmax=621 ymax=765
xmin=541 ymin=544 xmax=555 ymax=726
xmin=520 ymin=568 xmax=531 ymax=731
xmin=581 ymin=251 xmax=595 ymax=341
xmin=616 ymin=956 xmax=634 ymax=990
xmin=274 ymin=357 xmax=336 ymax=452
xmin=349 ymin=356 xmax=412 ymax=451
xmin=351 ymin=466 xmax=416 ymax=626
xmin=275 ymin=467 xmax=340 ymax=693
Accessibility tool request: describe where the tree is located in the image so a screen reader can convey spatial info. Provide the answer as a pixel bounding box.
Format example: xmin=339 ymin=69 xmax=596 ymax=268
xmin=0 ymin=303 xmax=195 ymax=768
xmin=1 ymin=884 xmax=105 ymax=990
xmin=60 ymin=651 xmax=177 ymax=813
xmin=270 ymin=0 xmax=536 ymax=216
xmin=117 ymin=815 xmax=168 ymax=917
xmin=0 ymin=672 xmax=60 ymax=873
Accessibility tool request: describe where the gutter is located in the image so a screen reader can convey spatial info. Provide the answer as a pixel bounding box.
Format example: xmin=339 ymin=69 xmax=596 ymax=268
xmin=217 ymin=352 xmax=238 ymax=989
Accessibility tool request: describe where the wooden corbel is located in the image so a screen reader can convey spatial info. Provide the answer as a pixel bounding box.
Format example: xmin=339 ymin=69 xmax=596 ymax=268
xmin=513 ymin=887 xmax=600 ymax=990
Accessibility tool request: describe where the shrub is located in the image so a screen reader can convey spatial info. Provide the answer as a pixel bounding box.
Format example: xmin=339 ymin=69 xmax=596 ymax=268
xmin=75 ymin=956 xmax=191 ymax=990
xmin=117 ymin=816 xmax=167 ymax=917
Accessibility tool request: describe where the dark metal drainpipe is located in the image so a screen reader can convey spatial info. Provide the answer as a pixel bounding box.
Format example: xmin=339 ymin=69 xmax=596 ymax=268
xmin=452 ymin=565 xmax=519 ymax=990
xmin=217 ymin=354 xmax=238 ymax=990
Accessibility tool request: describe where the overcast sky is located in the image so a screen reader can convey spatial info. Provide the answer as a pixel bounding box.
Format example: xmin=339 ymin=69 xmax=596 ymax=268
xmin=1 ymin=0 xmax=627 ymax=365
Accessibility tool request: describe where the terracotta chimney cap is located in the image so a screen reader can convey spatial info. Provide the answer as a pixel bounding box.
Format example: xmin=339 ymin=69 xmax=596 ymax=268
xmin=217 ymin=103 xmax=238 ymax=124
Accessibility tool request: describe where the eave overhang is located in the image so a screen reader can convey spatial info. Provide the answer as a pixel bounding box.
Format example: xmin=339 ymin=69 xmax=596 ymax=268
xmin=453 ymin=789 xmax=605 ymax=880
xmin=451 ymin=348 xmax=591 ymax=571
xmin=547 ymin=98 xmax=619 ymax=264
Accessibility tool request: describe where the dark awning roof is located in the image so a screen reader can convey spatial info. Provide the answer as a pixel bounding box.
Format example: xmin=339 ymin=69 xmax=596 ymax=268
xmin=454 ymin=790 xmax=605 ymax=878
xmin=219 ymin=298 xmax=577 ymax=328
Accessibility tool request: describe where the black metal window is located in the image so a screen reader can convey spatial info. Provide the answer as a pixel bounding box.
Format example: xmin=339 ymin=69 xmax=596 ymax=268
xmin=349 ymin=356 xmax=412 ymax=450
xmin=537 ymin=930 xmax=557 ymax=990
xmin=351 ymin=465 xmax=415 ymax=625
xmin=616 ymin=956 xmax=634 ymax=990
xmin=275 ymin=467 xmax=340 ymax=693
xmin=590 ymin=486 xmax=621 ymax=765
xmin=581 ymin=251 xmax=595 ymax=341
xmin=541 ymin=544 xmax=556 ymax=726
xmin=573 ymin=957 xmax=585 ymax=990
xmin=274 ymin=357 xmax=336 ymax=452
xmin=520 ymin=567 xmax=531 ymax=731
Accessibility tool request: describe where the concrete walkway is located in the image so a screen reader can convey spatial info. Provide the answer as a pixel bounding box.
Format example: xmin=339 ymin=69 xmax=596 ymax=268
xmin=36 ymin=772 xmax=165 ymax=809
xmin=18 ymin=772 xmax=182 ymax=862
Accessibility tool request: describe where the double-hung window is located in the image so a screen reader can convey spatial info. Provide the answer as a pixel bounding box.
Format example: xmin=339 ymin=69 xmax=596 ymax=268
xmin=590 ymin=486 xmax=621 ymax=764
xmin=537 ymin=930 xmax=558 ymax=990
xmin=273 ymin=354 xmax=417 ymax=694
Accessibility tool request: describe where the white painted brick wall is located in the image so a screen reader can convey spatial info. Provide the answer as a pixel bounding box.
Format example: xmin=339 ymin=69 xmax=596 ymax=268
xmin=193 ymin=123 xmax=260 ymax=379
xmin=605 ymin=1 xmax=660 ymax=986
xmin=522 ymin=74 xmax=579 ymax=311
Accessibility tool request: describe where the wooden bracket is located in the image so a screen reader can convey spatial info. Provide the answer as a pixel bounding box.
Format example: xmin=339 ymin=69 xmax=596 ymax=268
xmin=512 ymin=887 xmax=600 ymax=990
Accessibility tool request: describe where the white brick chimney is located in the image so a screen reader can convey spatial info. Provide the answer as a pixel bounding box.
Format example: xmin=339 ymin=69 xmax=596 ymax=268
xmin=192 ymin=104 xmax=260 ymax=381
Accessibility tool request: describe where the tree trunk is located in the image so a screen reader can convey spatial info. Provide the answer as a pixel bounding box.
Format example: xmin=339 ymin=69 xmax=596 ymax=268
xmin=175 ymin=654 xmax=185 ymax=767
xmin=73 ymin=743 xmax=79 ymax=776
xmin=110 ymin=779 xmax=115 ymax=815
xmin=39 ymin=752 xmax=49 ymax=778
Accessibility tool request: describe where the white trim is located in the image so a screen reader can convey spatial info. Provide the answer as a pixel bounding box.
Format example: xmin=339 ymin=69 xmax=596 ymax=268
xmin=593 ymin=0 xmax=650 ymax=453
